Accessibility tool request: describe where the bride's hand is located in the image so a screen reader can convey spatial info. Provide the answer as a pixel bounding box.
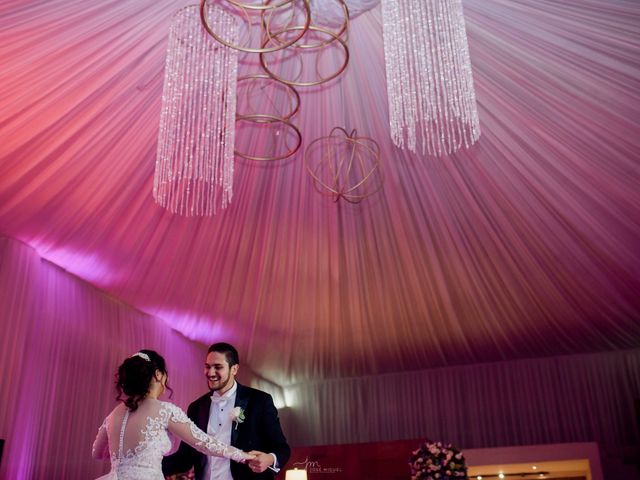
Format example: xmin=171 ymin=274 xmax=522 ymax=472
xmin=247 ymin=451 xmax=275 ymax=473
xmin=242 ymin=451 xmax=257 ymax=463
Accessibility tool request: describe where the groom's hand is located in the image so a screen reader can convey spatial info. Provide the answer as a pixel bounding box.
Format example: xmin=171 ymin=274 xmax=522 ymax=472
xmin=247 ymin=451 xmax=274 ymax=473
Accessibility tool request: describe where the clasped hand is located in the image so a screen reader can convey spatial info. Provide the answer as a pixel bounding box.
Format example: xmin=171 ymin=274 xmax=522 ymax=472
xmin=246 ymin=450 xmax=274 ymax=473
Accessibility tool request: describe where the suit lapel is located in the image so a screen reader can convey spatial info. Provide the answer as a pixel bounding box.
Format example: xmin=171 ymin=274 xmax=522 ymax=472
xmin=198 ymin=395 xmax=212 ymax=432
xmin=232 ymin=382 xmax=249 ymax=446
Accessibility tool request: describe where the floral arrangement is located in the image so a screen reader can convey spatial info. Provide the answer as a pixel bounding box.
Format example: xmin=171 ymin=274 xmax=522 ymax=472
xmin=409 ymin=440 xmax=467 ymax=480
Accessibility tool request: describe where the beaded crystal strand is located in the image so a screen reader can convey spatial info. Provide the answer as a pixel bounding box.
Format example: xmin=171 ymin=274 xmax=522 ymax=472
xmin=381 ymin=0 xmax=480 ymax=156
xmin=154 ymin=5 xmax=239 ymax=216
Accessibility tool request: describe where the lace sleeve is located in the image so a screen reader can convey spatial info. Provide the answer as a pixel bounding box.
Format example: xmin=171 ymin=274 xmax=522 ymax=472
xmin=163 ymin=403 xmax=248 ymax=463
xmin=92 ymin=419 xmax=109 ymax=460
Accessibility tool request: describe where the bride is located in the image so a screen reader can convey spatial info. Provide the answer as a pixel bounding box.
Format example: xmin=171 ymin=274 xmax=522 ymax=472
xmin=92 ymin=350 xmax=254 ymax=479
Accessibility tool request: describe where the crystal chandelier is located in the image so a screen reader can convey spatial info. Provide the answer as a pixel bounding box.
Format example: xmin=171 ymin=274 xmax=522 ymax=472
xmin=153 ymin=5 xmax=238 ymax=216
xmin=381 ymin=0 xmax=480 ymax=156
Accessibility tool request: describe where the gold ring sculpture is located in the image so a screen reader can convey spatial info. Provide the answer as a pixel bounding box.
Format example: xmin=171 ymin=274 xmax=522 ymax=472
xmin=305 ymin=127 xmax=384 ymax=203
xmin=199 ymin=0 xmax=311 ymax=53
xmin=259 ymin=24 xmax=350 ymax=87
xmin=235 ymin=114 xmax=303 ymax=161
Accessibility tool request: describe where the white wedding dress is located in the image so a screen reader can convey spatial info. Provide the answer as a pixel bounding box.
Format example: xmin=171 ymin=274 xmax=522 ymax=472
xmin=92 ymin=399 xmax=245 ymax=479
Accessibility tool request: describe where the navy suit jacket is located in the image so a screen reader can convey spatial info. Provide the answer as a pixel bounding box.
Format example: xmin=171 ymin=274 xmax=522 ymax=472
xmin=162 ymin=382 xmax=290 ymax=480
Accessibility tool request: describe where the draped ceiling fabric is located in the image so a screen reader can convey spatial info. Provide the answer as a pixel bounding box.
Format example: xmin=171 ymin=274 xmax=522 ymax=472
xmin=1 ymin=0 xmax=639 ymax=392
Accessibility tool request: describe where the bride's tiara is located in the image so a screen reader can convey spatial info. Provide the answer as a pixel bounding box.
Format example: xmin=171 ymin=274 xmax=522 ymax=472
xmin=131 ymin=352 xmax=150 ymax=362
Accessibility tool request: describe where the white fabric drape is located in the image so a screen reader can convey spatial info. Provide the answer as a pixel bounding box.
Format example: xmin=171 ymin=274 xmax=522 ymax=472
xmin=0 ymin=237 xmax=207 ymax=479
xmin=0 ymin=243 xmax=638 ymax=475
xmin=283 ymin=349 xmax=640 ymax=449
xmin=0 ymin=0 xmax=638 ymax=386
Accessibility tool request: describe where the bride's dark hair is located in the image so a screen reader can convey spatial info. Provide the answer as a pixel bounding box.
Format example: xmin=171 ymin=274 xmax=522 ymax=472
xmin=116 ymin=349 xmax=173 ymax=411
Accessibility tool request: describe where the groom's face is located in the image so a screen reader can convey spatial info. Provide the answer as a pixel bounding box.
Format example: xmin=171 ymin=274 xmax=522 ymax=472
xmin=205 ymin=351 xmax=238 ymax=392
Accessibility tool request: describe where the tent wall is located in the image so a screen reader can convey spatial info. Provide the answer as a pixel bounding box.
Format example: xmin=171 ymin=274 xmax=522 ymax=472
xmin=284 ymin=349 xmax=640 ymax=451
xmin=0 ymin=237 xmax=206 ymax=479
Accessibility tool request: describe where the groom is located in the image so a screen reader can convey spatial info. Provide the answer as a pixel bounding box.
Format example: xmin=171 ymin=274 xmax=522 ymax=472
xmin=162 ymin=342 xmax=290 ymax=480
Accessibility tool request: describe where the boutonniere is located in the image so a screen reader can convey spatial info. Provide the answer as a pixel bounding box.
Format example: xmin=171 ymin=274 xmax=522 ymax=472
xmin=230 ymin=406 xmax=245 ymax=430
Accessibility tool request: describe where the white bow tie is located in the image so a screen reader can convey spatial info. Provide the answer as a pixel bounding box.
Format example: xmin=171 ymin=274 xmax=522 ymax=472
xmin=211 ymin=395 xmax=230 ymax=405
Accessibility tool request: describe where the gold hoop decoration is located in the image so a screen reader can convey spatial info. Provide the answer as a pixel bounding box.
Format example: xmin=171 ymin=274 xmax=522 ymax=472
xmin=235 ymin=114 xmax=302 ymax=161
xmin=237 ymin=74 xmax=301 ymax=121
xmin=264 ymin=0 xmax=349 ymax=50
xmin=305 ymin=127 xmax=384 ymax=203
xmin=199 ymin=0 xmax=311 ymax=53
xmin=259 ymin=25 xmax=349 ymax=87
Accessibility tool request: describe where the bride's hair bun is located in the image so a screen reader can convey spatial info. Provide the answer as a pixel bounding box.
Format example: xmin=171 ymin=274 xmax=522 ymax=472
xmin=115 ymin=349 xmax=171 ymax=411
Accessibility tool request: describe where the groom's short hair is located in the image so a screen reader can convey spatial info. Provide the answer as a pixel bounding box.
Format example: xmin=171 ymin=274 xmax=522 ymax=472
xmin=208 ymin=342 xmax=239 ymax=367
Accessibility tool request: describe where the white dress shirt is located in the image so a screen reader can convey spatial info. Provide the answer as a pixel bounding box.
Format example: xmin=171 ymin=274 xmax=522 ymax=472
xmin=204 ymin=382 xmax=237 ymax=480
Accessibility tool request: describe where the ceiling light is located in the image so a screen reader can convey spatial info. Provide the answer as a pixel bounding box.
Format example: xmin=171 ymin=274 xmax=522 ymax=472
xmin=154 ymin=5 xmax=238 ymax=216
xmin=381 ymin=0 xmax=480 ymax=156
